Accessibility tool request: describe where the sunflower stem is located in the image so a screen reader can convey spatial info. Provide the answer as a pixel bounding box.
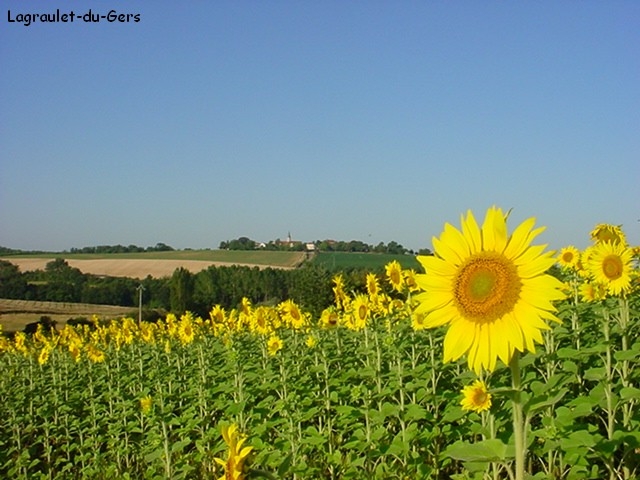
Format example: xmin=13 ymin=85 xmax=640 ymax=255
xmin=510 ymin=352 xmax=526 ymax=480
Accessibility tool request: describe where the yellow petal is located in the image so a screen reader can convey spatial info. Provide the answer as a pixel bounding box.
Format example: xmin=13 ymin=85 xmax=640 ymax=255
xmin=503 ymin=217 xmax=538 ymax=259
xmin=422 ymin=304 xmax=456 ymax=327
xmin=415 ymin=291 xmax=452 ymax=313
xmin=417 ymin=255 xmax=457 ymax=276
xmin=443 ymin=319 xmax=475 ymax=362
xmin=482 ymin=207 xmax=508 ymax=252
xmin=433 ymin=234 xmax=464 ymax=265
xmin=441 ymin=223 xmax=470 ymax=261
xmin=517 ymin=252 xmax=556 ymax=278
xmin=461 ymin=210 xmax=482 ymax=254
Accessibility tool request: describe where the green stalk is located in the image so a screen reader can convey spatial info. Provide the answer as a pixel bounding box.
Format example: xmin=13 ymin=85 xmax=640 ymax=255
xmin=510 ymin=353 xmax=526 ymax=480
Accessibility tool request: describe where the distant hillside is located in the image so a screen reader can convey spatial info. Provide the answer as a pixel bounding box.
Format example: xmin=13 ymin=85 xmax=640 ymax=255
xmin=310 ymin=252 xmax=422 ymax=271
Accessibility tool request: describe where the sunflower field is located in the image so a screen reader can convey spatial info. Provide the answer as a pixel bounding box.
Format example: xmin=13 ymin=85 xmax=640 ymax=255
xmin=1 ymin=209 xmax=639 ymax=480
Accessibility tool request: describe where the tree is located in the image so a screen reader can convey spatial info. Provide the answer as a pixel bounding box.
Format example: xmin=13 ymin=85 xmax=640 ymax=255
xmin=0 ymin=260 xmax=27 ymax=298
xmin=43 ymin=259 xmax=85 ymax=302
xmin=170 ymin=267 xmax=194 ymax=313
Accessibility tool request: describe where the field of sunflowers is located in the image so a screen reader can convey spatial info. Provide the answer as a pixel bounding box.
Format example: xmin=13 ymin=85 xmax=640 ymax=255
xmin=1 ymin=207 xmax=638 ymax=480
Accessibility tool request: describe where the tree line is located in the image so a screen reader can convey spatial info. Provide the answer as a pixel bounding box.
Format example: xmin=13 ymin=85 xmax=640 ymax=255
xmin=0 ymin=259 xmax=386 ymax=319
xmin=220 ymin=237 xmax=432 ymax=255
xmin=0 ymin=243 xmax=176 ymax=256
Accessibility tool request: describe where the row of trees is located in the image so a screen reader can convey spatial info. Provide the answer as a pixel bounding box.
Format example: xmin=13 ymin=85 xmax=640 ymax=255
xmin=68 ymin=243 xmax=175 ymax=254
xmin=0 ymin=259 xmax=380 ymax=319
xmin=220 ymin=237 xmax=431 ymax=255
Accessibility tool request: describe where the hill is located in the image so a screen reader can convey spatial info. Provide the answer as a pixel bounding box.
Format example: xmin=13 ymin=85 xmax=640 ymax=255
xmin=0 ymin=250 xmax=307 ymax=278
xmin=310 ymin=252 xmax=422 ymax=271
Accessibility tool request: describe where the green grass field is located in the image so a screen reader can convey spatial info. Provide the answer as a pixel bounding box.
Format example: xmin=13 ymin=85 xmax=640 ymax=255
xmin=310 ymin=251 xmax=422 ymax=270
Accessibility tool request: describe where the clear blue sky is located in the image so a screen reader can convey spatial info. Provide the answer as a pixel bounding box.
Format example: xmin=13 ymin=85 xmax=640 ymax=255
xmin=1 ymin=1 xmax=638 ymax=253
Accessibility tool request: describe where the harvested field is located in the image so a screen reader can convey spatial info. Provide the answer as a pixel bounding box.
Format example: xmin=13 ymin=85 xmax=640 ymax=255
xmin=0 ymin=298 xmax=137 ymax=333
xmin=1 ymin=257 xmax=297 ymax=279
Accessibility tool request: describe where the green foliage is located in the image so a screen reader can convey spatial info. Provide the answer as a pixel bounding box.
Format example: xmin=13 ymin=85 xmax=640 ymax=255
xmin=311 ymin=252 xmax=421 ymax=271
xmin=1 ymin=292 xmax=638 ymax=478
xmin=0 ymin=260 xmax=28 ymax=298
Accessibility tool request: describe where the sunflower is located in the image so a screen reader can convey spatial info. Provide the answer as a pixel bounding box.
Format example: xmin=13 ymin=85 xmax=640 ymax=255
xmin=586 ymin=241 xmax=633 ymax=296
xmin=366 ymin=273 xmax=380 ymax=298
xmin=319 ymin=307 xmax=340 ymax=328
xmin=385 ymin=260 xmax=405 ymax=292
xmin=214 ymin=424 xmax=253 ymax=480
xmin=86 ymin=344 xmax=106 ymax=363
xmin=590 ymin=224 xmax=626 ymax=245
xmin=38 ymin=345 xmax=52 ymax=366
xmin=140 ymin=395 xmax=153 ymax=414
xmin=305 ymin=335 xmax=317 ymax=348
xmin=403 ymin=269 xmax=421 ymax=293
xmin=332 ymin=274 xmax=349 ymax=309
xmin=579 ymin=281 xmax=608 ymax=303
xmin=460 ymin=380 xmax=492 ymax=413
xmin=413 ymin=207 xmax=565 ymax=373
xmin=178 ymin=313 xmax=196 ymax=345
xmin=557 ymin=246 xmax=580 ymax=270
xmin=350 ymin=294 xmax=370 ymax=331
xmin=266 ymin=335 xmax=283 ymax=356
xmin=411 ymin=311 xmax=428 ymax=331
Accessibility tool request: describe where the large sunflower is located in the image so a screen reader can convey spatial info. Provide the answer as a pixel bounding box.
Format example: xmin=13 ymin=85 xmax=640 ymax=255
xmin=586 ymin=241 xmax=633 ymax=296
xmin=414 ymin=207 xmax=565 ymax=373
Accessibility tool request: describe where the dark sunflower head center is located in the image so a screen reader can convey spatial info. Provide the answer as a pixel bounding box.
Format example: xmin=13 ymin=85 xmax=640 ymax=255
xmin=453 ymin=252 xmax=522 ymax=322
xmin=602 ymin=255 xmax=622 ymax=280
xmin=473 ymin=389 xmax=488 ymax=405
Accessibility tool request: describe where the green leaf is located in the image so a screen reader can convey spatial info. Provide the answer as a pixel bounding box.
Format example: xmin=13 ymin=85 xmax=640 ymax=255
xmin=404 ymin=403 xmax=427 ymax=421
xmin=619 ymin=387 xmax=640 ymax=401
xmin=614 ymin=350 xmax=638 ymax=361
xmin=583 ymin=367 xmax=606 ymax=381
xmin=443 ymin=439 xmax=510 ymax=463
xmin=525 ymin=388 xmax=568 ymax=415
xmin=144 ymin=448 xmax=164 ymax=463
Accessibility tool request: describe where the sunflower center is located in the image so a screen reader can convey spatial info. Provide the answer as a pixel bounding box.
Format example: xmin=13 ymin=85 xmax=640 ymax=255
xmin=602 ymin=254 xmax=623 ymax=280
xmin=562 ymin=252 xmax=574 ymax=263
xmin=358 ymin=304 xmax=368 ymax=320
xmin=453 ymin=252 xmax=522 ymax=322
xmin=472 ymin=390 xmax=488 ymax=405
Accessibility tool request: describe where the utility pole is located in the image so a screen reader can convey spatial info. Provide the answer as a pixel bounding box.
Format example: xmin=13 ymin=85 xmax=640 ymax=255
xmin=137 ymin=284 xmax=145 ymax=325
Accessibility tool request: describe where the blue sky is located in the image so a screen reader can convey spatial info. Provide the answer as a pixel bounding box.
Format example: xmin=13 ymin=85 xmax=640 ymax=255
xmin=1 ymin=1 xmax=638 ymax=253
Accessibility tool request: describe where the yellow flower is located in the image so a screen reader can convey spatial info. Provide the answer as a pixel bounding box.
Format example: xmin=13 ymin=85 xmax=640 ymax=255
xmin=319 ymin=307 xmax=340 ymax=328
xmin=250 ymin=306 xmax=274 ymax=336
xmin=414 ymin=207 xmax=565 ymax=374
xmin=349 ymin=294 xmax=370 ymax=331
xmin=366 ymin=273 xmax=380 ymax=298
xmin=305 ymin=335 xmax=317 ymax=348
xmin=557 ymin=246 xmax=580 ymax=269
xmin=460 ymin=380 xmax=492 ymax=413
xmin=385 ymin=261 xmax=405 ymax=292
xmin=279 ymin=299 xmax=306 ymax=330
xmin=214 ymin=424 xmax=253 ymax=480
xmin=332 ymin=274 xmax=349 ymax=309
xmin=140 ymin=395 xmax=153 ymax=414
xmin=178 ymin=312 xmax=196 ymax=345
xmin=86 ymin=344 xmax=106 ymax=363
xmin=590 ymin=223 xmax=626 ymax=245
xmin=411 ymin=311 xmax=428 ymax=330
xmin=38 ymin=345 xmax=52 ymax=365
xmin=68 ymin=341 xmax=82 ymax=362
xmin=267 ymin=335 xmax=283 ymax=356
xmin=579 ymin=281 xmax=608 ymax=302
xmin=403 ymin=269 xmax=421 ymax=292
xmin=139 ymin=322 xmax=156 ymax=344
xmin=586 ymin=241 xmax=633 ymax=296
